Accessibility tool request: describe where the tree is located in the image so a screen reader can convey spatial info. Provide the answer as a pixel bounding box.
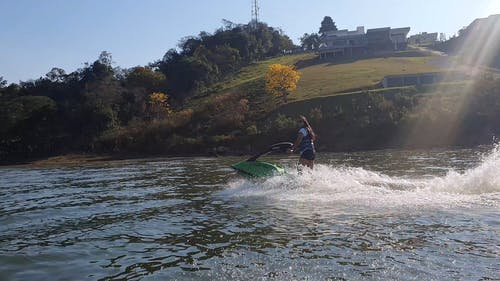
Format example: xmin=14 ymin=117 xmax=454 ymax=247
xmin=319 ymin=16 xmax=338 ymax=35
xmin=98 ymin=51 xmax=113 ymax=67
xmin=80 ymin=52 xmax=116 ymax=84
xmin=148 ymin=92 xmax=172 ymax=119
xmin=209 ymin=93 xmax=249 ymax=131
xmin=265 ymin=64 xmax=300 ymax=103
xmin=300 ymin=33 xmax=320 ymax=50
xmin=46 ymin=68 xmax=66 ymax=82
xmin=276 ymin=32 xmax=294 ymax=53
xmin=154 ymin=48 xmax=216 ymax=98
xmin=0 ymin=95 xmax=57 ymax=158
xmin=126 ymin=66 xmax=166 ymax=92
xmin=0 ymin=20 xmax=303 ymax=161
xmin=221 ymin=19 xmax=238 ymax=30
xmin=152 ymin=21 xmax=296 ymax=100
xmin=0 ymin=76 xmax=7 ymax=88
xmin=209 ymin=44 xmax=242 ymax=74
xmin=179 ymin=36 xmax=202 ymax=56
xmin=120 ymin=67 xmax=167 ymax=121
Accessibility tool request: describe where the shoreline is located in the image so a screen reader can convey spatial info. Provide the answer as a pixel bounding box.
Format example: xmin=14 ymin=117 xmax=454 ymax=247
xmin=0 ymin=152 xmax=221 ymax=168
xmin=1 ymin=143 xmax=490 ymax=168
xmin=0 ymin=154 xmax=123 ymax=168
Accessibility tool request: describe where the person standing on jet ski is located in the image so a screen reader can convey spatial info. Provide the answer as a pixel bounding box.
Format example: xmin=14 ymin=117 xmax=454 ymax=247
xmin=289 ymin=115 xmax=317 ymax=169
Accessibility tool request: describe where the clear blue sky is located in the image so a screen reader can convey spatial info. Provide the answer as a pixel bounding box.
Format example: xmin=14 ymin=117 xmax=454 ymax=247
xmin=1 ymin=0 xmax=499 ymax=83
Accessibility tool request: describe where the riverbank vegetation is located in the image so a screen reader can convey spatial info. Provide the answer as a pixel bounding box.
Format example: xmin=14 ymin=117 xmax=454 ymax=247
xmin=1 ymin=19 xmax=499 ymax=164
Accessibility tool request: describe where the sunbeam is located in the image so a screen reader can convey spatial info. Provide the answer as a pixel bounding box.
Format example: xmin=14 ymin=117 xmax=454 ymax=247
xmin=401 ymin=12 xmax=499 ymax=148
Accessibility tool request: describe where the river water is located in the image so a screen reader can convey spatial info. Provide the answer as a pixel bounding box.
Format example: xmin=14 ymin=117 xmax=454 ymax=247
xmin=0 ymin=146 xmax=499 ymax=280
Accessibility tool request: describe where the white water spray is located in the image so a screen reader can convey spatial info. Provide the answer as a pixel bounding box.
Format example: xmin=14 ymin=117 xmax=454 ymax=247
xmin=223 ymin=146 xmax=500 ymax=208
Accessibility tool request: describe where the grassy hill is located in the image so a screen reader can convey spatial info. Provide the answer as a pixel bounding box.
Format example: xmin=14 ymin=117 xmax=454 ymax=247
xmin=293 ymin=55 xmax=441 ymax=100
xmin=208 ymin=53 xmax=315 ymax=93
xmin=2 ymin=45 xmax=494 ymax=163
xmin=91 ymin=50 xmax=498 ymax=156
xmin=186 ymin=50 xmax=445 ymax=122
xmin=207 ymin=50 xmax=443 ymax=102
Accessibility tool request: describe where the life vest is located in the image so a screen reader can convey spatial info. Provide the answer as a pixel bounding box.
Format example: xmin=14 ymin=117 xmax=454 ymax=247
xmin=299 ymin=127 xmax=315 ymax=153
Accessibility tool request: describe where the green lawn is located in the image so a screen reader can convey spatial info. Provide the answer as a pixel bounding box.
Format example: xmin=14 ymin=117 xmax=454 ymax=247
xmin=189 ymin=51 xmax=447 ymax=116
xmin=208 ymin=53 xmax=315 ymax=93
xmin=209 ymin=51 xmax=444 ymax=102
xmin=292 ymin=56 xmax=443 ymax=100
xmin=188 ymin=53 xmax=314 ymax=111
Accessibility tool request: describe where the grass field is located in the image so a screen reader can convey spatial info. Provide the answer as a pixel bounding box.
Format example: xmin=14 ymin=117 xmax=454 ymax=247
xmin=189 ymin=53 xmax=314 ymax=112
xmin=293 ymin=55 xmax=442 ymax=100
xmin=207 ymin=53 xmax=315 ymax=93
xmin=209 ymin=51 xmax=444 ymax=102
xmin=188 ymin=51 xmax=447 ymax=117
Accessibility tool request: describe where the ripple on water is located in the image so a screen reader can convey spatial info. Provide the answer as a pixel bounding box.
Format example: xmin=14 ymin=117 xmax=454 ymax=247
xmin=0 ymin=148 xmax=499 ymax=280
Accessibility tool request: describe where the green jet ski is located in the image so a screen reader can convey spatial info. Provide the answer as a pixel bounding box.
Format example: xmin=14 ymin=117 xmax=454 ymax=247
xmin=231 ymin=142 xmax=292 ymax=177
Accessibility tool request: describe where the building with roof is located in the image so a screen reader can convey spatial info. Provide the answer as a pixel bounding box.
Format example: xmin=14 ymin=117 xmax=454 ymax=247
xmin=319 ymin=26 xmax=368 ymax=58
xmin=408 ymin=32 xmax=438 ymax=45
xmin=390 ymin=27 xmax=411 ymax=50
xmin=319 ymin=26 xmax=410 ymax=59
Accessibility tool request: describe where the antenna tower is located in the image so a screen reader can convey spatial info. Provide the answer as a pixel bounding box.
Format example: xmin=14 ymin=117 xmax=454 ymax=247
xmin=251 ymin=0 xmax=259 ymax=28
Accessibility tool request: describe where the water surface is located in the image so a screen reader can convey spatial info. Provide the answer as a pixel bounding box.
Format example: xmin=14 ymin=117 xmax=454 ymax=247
xmin=1 ymin=146 xmax=499 ymax=280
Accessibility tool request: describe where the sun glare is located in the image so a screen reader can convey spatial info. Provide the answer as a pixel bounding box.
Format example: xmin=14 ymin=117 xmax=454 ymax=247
xmin=403 ymin=1 xmax=500 ymax=147
xmin=485 ymin=0 xmax=500 ymax=15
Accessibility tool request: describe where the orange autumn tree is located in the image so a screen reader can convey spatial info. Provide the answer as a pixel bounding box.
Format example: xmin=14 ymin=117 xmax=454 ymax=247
xmin=265 ymin=64 xmax=300 ymax=103
xmin=148 ymin=92 xmax=172 ymax=119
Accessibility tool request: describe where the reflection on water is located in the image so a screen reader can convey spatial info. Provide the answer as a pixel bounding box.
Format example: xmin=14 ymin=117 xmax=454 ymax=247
xmin=0 ymin=146 xmax=499 ymax=280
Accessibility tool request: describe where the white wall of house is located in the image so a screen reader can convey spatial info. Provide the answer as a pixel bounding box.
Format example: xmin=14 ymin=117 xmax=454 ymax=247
xmin=324 ymin=26 xmax=365 ymax=37
xmin=320 ymin=26 xmax=410 ymax=54
xmin=390 ymin=28 xmax=411 ymax=43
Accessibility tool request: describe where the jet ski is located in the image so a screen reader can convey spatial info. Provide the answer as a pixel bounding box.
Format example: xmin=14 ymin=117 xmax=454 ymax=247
xmin=231 ymin=142 xmax=292 ymax=177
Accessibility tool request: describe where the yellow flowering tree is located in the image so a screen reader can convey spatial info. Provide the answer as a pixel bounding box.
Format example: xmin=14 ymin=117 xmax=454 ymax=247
xmin=265 ymin=64 xmax=300 ymax=103
xmin=148 ymin=92 xmax=172 ymax=119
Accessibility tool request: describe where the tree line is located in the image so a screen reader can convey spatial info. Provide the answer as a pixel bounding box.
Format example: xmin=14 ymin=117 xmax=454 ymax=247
xmin=3 ymin=15 xmax=496 ymax=163
xmin=0 ymin=21 xmax=295 ymax=161
xmin=300 ymin=16 xmax=338 ymax=51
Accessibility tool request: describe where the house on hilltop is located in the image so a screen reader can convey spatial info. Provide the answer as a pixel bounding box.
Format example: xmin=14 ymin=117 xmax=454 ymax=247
xmin=319 ymin=25 xmax=410 ymax=59
xmin=408 ymin=32 xmax=438 ymax=45
xmin=390 ymin=27 xmax=411 ymax=50
xmin=319 ymin=26 xmax=367 ymax=57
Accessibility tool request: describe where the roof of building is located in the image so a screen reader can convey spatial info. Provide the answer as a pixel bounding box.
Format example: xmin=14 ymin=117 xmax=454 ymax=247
xmin=408 ymin=32 xmax=438 ymax=39
xmin=390 ymin=27 xmax=410 ymax=33
xmin=367 ymin=27 xmax=390 ymax=33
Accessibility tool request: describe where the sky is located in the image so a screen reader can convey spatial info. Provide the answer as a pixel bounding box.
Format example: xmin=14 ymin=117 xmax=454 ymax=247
xmin=1 ymin=0 xmax=499 ymax=83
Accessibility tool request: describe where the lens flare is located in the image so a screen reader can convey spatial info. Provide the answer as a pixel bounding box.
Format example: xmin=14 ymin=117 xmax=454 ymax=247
xmin=400 ymin=11 xmax=499 ymax=147
xmin=486 ymin=0 xmax=500 ymax=15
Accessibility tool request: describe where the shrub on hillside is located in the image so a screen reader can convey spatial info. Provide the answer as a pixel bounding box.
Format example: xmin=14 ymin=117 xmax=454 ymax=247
xmin=94 ymin=107 xmax=194 ymax=153
xmin=273 ymin=114 xmax=296 ymax=131
xmin=199 ymin=93 xmax=250 ymax=133
xmin=209 ymin=134 xmax=235 ymax=145
xmin=148 ymin=92 xmax=172 ymax=120
xmin=246 ymin=124 xmax=259 ymax=135
xmin=309 ymin=107 xmax=323 ymax=122
xmin=166 ymin=134 xmax=203 ymax=153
